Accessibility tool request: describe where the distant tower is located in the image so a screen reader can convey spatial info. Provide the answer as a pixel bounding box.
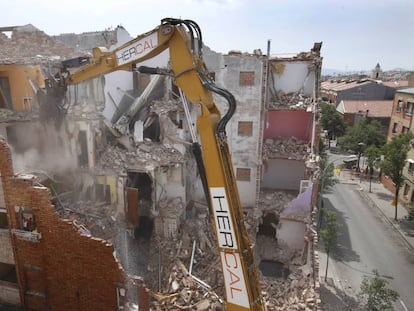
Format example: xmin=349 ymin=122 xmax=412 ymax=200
xmin=372 ymin=63 xmax=383 ymax=79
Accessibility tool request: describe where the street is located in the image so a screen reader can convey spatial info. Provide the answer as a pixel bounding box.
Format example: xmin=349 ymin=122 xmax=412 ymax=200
xmin=321 ymin=183 xmax=414 ymax=310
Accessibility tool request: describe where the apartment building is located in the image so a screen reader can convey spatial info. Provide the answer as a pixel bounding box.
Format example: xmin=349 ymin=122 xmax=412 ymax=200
xmin=388 ymin=88 xmax=414 ymax=205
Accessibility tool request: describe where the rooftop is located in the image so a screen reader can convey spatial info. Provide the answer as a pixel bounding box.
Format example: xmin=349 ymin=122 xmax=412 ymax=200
xmin=397 ymin=87 xmax=414 ymax=95
xmin=337 ymin=100 xmax=393 ymax=117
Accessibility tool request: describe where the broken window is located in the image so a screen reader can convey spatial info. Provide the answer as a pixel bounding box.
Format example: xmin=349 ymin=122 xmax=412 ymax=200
xmin=143 ymin=112 xmax=160 ymax=142
xmin=405 ymin=102 xmax=413 ymax=115
xmin=257 ymin=212 xmax=278 ymax=237
xmin=23 ymin=264 xmax=45 ymax=294
xmin=392 ymin=122 xmax=398 ymax=134
xmin=403 ymin=126 xmax=409 ymax=134
xmin=403 ymin=183 xmax=409 ymax=197
xmin=239 ymin=71 xmax=255 ymax=86
xmin=0 ymin=77 xmax=12 ymax=109
xmin=238 ymin=121 xmax=253 ymax=136
xmin=77 ymin=130 xmax=89 ymax=168
xmin=0 ymin=263 xmax=17 ymax=284
xmin=0 ymin=208 xmax=7 ymax=229
xmin=17 ymin=207 xmax=36 ymax=232
xmin=396 ymin=100 xmax=404 ymax=112
xmin=116 ymin=286 xmax=127 ymax=310
xmin=168 ymin=111 xmax=183 ymax=129
xmin=126 ymin=172 xmax=153 ymax=239
xmin=0 ymin=176 xmax=7 ymax=229
xmin=408 ymin=161 xmax=414 ymax=175
xmin=236 ymin=168 xmax=251 ymax=181
xmin=23 ymin=96 xmax=33 ymax=110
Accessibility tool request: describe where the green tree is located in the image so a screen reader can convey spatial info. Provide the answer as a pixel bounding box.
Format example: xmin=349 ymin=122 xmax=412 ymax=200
xmin=337 ymin=118 xmax=386 ymax=153
xmin=319 ymin=154 xmax=339 ymax=191
xmin=364 ymin=145 xmax=382 ymax=193
xmin=381 ymin=132 xmax=413 ymax=220
xmin=357 ymin=269 xmax=399 ymax=310
xmin=317 ymin=155 xmax=339 ymax=233
xmin=321 ymin=102 xmax=347 ymax=146
xmin=320 ymin=210 xmax=339 ymax=282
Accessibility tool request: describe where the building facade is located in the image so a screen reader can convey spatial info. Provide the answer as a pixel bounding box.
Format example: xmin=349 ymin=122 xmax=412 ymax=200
xmin=387 ymin=88 xmax=414 ymax=205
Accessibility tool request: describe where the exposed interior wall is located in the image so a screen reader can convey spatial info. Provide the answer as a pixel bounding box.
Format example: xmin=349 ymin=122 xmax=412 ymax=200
xmin=0 ymin=64 xmax=44 ymax=111
xmin=272 ymin=61 xmax=316 ymax=96
xmin=262 ymin=159 xmax=305 ymax=191
xmin=277 ymin=219 xmax=306 ymax=251
xmin=264 ymin=110 xmax=313 ymax=140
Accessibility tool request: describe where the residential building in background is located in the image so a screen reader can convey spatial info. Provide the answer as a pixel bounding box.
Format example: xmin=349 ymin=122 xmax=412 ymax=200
xmin=336 ymin=99 xmax=393 ymax=131
xmin=386 ymin=87 xmax=414 ymax=204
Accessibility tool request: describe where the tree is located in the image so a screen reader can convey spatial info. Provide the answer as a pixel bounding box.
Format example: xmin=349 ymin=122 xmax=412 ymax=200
xmin=319 ymin=154 xmax=339 ymax=192
xmin=320 ymin=210 xmax=339 ymax=282
xmin=357 ymin=269 xmax=399 ymax=310
xmin=337 ymin=118 xmax=386 ymax=153
xmin=321 ymin=102 xmax=347 ymax=147
xmin=363 ymin=145 xmax=382 ymax=193
xmin=380 ymin=132 xmax=413 ymax=220
xmin=317 ymin=155 xmax=339 ymax=233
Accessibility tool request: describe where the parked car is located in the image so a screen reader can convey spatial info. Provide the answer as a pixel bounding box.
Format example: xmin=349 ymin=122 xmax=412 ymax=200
xmin=343 ymin=155 xmax=358 ymax=169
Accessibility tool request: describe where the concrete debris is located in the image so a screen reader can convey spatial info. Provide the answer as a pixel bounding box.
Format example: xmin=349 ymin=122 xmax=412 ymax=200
xmin=136 ymin=205 xmax=318 ymax=310
xmin=262 ymin=270 xmax=319 ymax=310
xmin=258 ymin=189 xmax=297 ymax=213
xmin=269 ymin=91 xmax=314 ymax=110
xmin=149 ymin=99 xmax=183 ymax=115
xmin=96 ymin=143 xmax=185 ymax=172
xmin=57 ymin=200 xmax=119 ymax=241
xmin=0 ymin=108 xmax=37 ymax=122
xmin=263 ymin=137 xmax=309 ymax=160
xmin=142 ymin=216 xmax=225 ymax=310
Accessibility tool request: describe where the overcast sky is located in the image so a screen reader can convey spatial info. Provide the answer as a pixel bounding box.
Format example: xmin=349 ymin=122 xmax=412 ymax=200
xmin=2 ymin=0 xmax=414 ymax=72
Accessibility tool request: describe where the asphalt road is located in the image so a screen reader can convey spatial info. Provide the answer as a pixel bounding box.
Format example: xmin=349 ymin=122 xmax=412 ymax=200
xmin=323 ymin=183 xmax=414 ymax=311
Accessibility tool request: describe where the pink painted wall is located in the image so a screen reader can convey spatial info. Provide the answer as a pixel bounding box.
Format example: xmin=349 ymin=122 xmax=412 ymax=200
xmin=263 ymin=110 xmax=312 ymax=141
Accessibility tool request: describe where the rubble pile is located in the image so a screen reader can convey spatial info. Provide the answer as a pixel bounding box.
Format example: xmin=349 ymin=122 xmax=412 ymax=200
xmin=97 ymin=143 xmax=185 ymax=172
xmin=150 ymin=99 xmax=183 ymax=115
xmin=258 ymin=190 xmax=298 ymax=214
xmin=268 ymin=91 xmax=313 ymax=110
xmin=55 ymin=197 xmax=119 ymax=241
xmin=0 ymin=108 xmax=37 ymax=122
xmin=262 ymin=271 xmax=319 ymax=310
xmin=143 ymin=218 xmax=225 ymax=310
xmin=263 ymin=137 xmax=309 ymax=160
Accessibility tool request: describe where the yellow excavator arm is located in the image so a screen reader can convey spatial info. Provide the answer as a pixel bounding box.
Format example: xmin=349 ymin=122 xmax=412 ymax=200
xmin=54 ymin=18 xmax=264 ymax=310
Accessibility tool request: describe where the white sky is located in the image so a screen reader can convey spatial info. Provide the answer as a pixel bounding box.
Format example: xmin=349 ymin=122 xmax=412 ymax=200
xmin=2 ymin=0 xmax=414 ymax=72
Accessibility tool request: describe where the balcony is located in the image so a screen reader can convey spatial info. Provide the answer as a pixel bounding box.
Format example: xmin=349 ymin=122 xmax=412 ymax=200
xmin=11 ymin=229 xmax=41 ymax=242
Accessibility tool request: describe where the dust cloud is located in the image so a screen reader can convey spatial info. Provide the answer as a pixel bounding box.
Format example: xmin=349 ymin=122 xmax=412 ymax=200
xmin=10 ymin=121 xmax=78 ymax=174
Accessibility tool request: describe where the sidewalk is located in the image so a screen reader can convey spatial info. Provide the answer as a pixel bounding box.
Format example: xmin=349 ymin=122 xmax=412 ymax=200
xmin=338 ymin=169 xmax=414 ymax=251
xmin=318 ymin=168 xmax=414 ymax=309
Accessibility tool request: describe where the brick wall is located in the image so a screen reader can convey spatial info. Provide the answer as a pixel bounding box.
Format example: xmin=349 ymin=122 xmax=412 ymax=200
xmin=0 ymin=138 xmax=127 ymax=310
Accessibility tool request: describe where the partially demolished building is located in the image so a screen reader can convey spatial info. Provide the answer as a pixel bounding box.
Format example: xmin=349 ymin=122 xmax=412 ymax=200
xmin=0 ymin=23 xmax=323 ymax=310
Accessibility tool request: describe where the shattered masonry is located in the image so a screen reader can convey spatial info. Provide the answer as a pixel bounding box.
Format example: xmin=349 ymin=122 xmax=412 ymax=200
xmin=0 ymin=24 xmax=323 ymax=310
